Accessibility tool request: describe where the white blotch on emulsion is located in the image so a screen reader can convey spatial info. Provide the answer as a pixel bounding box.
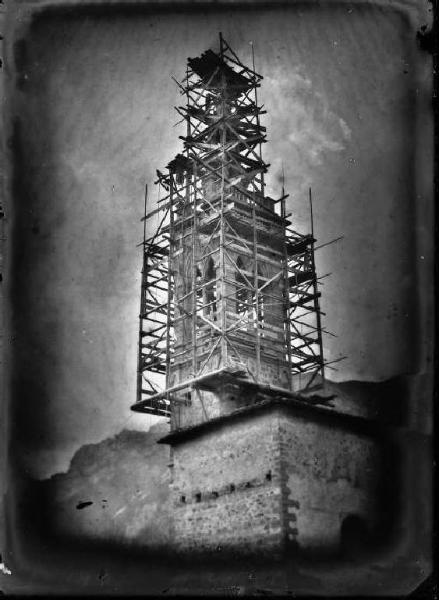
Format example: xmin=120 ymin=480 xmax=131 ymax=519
xmin=0 ymin=562 xmax=12 ymax=575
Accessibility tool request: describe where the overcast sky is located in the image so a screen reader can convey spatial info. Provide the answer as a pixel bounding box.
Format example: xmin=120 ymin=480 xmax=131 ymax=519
xmin=8 ymin=3 xmax=432 ymax=478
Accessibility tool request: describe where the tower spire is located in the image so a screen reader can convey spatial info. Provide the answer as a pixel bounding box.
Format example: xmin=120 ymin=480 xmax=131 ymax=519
xmin=132 ymin=35 xmax=325 ymax=418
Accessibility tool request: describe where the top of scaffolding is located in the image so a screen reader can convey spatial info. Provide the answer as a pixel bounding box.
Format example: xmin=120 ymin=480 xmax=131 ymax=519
xmin=152 ymin=33 xmax=270 ymax=213
xmin=188 ymin=48 xmax=257 ymax=95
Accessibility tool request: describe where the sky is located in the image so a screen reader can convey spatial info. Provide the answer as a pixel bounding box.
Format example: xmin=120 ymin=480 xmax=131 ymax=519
xmin=7 ymin=2 xmax=433 ymax=478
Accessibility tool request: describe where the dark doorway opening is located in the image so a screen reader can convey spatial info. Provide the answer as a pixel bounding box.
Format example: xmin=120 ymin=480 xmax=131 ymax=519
xmin=340 ymin=514 xmax=371 ymax=558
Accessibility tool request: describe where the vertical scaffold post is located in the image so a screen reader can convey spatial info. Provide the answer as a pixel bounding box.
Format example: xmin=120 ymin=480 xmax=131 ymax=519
xmin=192 ymin=163 xmax=198 ymax=380
xmin=252 ymin=204 xmax=261 ymax=382
xmin=219 ymin=31 xmax=228 ymax=368
xmin=281 ymin=189 xmax=293 ymax=391
xmin=309 ymin=187 xmax=325 ymax=383
xmin=165 ymin=178 xmax=174 ymax=421
xmin=136 ymin=184 xmax=148 ymax=405
xmin=251 ymin=40 xmax=265 ymax=197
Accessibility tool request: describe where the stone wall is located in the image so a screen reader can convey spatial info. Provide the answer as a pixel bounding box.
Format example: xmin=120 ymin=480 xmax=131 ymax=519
xmin=170 ymin=410 xmax=284 ymax=554
xmin=279 ymin=411 xmax=382 ymax=552
xmin=168 ymin=402 xmax=383 ymax=557
xmin=244 ymin=354 xmax=290 ymax=388
xmin=173 ymin=365 xmax=288 ymax=429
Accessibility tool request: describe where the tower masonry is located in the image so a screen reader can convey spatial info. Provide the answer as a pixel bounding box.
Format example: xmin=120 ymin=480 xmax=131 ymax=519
xmin=132 ymin=35 xmax=387 ymax=557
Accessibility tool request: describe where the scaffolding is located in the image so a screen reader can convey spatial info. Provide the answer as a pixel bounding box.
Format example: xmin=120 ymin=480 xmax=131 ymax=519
xmin=132 ymin=34 xmax=331 ymax=418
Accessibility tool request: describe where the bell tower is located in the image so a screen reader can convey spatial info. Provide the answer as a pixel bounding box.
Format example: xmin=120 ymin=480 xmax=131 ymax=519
xmin=132 ymin=34 xmax=383 ymax=558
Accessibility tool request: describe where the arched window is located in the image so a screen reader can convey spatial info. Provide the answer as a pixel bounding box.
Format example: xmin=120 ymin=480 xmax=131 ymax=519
xmin=236 ymin=256 xmax=250 ymax=318
xmin=195 ymin=266 xmax=203 ymax=312
xmin=235 ymin=257 xmax=265 ymax=333
xmin=252 ymin=264 xmax=265 ymax=334
xmin=204 ymin=257 xmax=216 ymax=317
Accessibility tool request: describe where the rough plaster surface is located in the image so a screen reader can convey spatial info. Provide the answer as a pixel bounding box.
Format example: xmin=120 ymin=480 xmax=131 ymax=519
xmin=280 ymin=414 xmax=380 ymax=551
xmin=170 ymin=406 xmax=382 ymax=555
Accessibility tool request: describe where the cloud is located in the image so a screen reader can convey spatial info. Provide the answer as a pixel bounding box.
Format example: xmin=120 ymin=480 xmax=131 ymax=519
xmin=261 ymin=67 xmax=351 ymax=197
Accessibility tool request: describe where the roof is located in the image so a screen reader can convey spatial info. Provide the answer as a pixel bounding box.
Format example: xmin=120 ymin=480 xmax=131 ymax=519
xmin=158 ymin=394 xmax=384 ymax=446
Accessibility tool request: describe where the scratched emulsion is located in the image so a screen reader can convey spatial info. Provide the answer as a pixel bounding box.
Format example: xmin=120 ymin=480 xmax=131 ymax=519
xmin=3 ymin=2 xmax=433 ymax=595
